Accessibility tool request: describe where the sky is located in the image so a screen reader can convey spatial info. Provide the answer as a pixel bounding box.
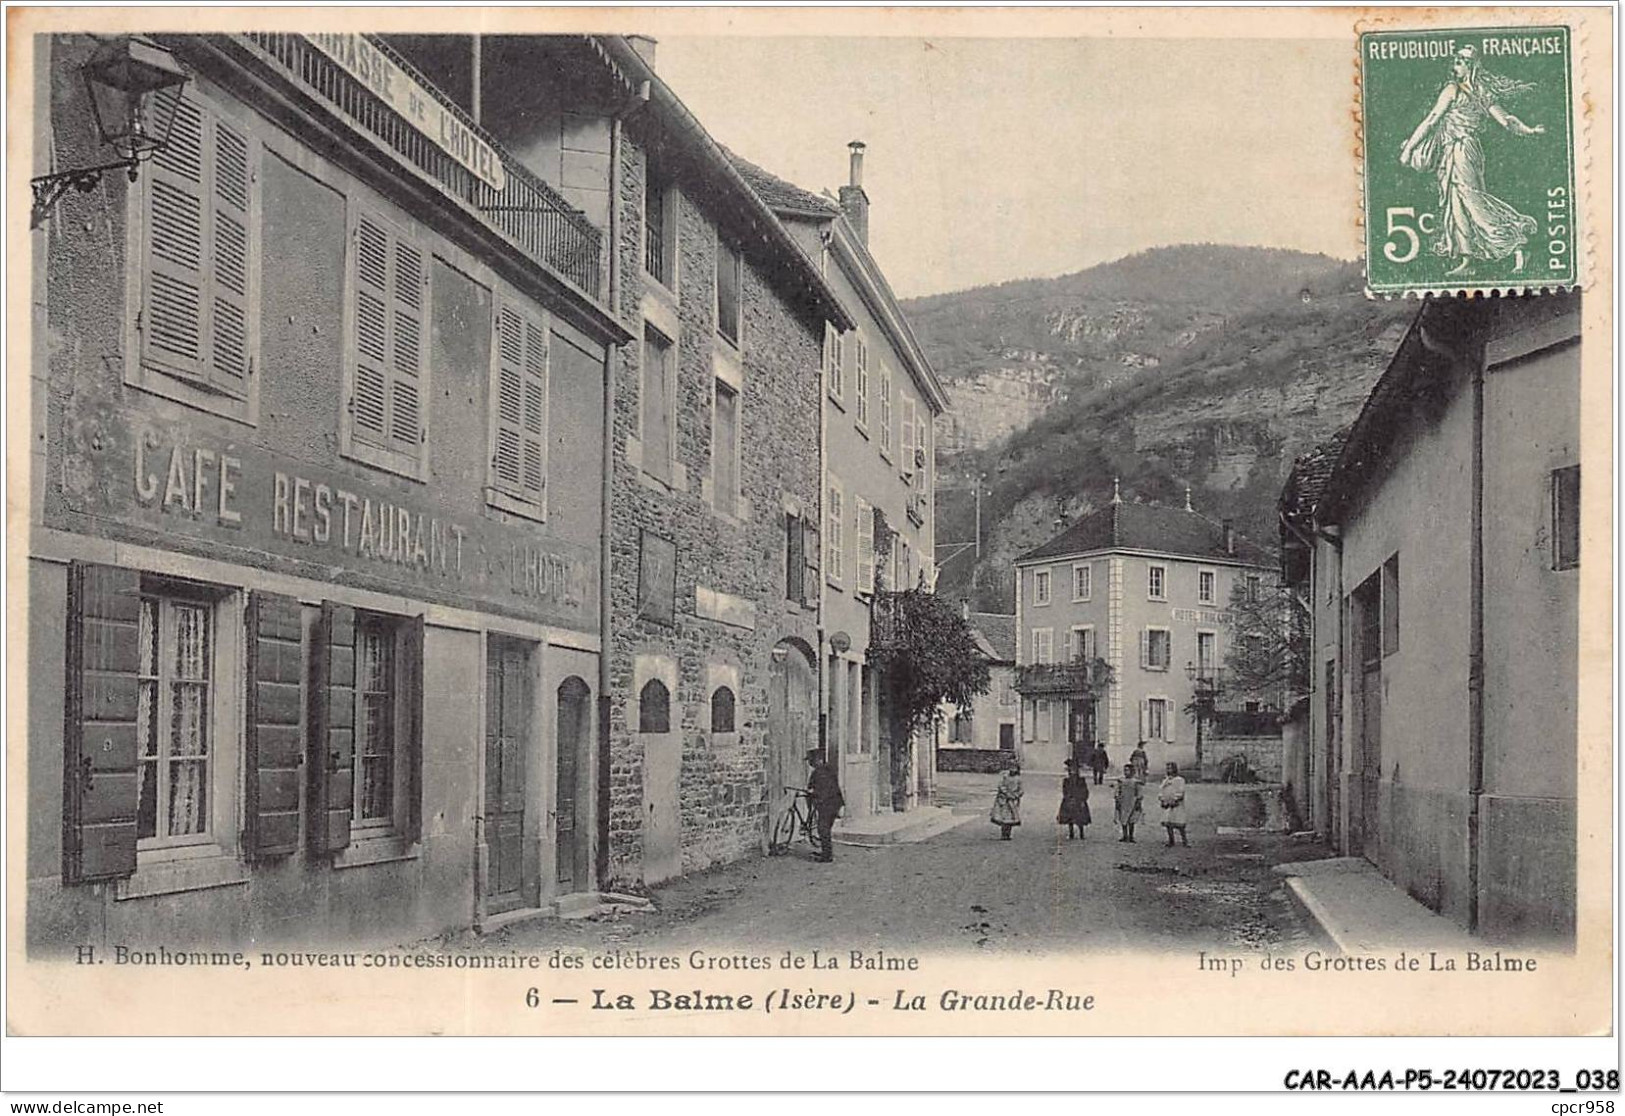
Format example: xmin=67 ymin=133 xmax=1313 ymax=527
xmin=657 ymin=36 xmax=1364 ymax=299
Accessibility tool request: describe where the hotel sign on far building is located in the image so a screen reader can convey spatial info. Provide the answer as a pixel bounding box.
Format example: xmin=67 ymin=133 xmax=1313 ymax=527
xmin=306 ymin=32 xmax=508 ymax=191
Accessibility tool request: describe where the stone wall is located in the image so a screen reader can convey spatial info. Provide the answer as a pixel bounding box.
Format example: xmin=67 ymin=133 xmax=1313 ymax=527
xmin=1204 ymin=733 xmax=1283 ymax=783
xmin=605 ymin=135 xmax=824 ymax=888
xmin=936 ymin=747 xmax=1015 ymax=774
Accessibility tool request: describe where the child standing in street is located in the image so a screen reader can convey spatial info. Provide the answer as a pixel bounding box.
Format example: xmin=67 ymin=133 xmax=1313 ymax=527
xmin=990 ymin=764 xmax=1023 ymax=840
xmin=1159 ymin=762 xmax=1189 ymax=847
xmin=1113 ymin=763 xmax=1143 ymax=843
xmin=1057 ymin=758 xmax=1091 ymax=840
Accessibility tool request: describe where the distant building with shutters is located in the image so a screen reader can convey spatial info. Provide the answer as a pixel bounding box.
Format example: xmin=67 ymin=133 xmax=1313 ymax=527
xmin=1011 ymin=493 xmax=1277 ymax=776
xmin=25 ymin=32 xmax=646 ymax=950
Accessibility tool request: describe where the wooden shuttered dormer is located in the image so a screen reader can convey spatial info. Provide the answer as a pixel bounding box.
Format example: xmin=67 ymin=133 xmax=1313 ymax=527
xmin=244 ymin=591 xmax=304 ymax=859
xmin=307 ymin=601 xmax=356 ymax=854
xmin=491 ymin=302 xmax=549 ymax=511
xmin=63 ymin=564 xmax=144 ymax=884
xmin=140 ymin=90 xmax=256 ymax=398
xmin=350 ymin=212 xmax=428 ymax=466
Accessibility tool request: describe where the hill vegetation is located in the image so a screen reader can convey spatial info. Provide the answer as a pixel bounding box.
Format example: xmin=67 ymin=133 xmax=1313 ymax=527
xmin=909 ymin=246 xmax=1416 ymax=610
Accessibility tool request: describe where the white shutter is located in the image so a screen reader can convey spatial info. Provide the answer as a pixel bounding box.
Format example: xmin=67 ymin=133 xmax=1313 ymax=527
xmin=351 ymin=216 xmax=391 ymax=444
xmin=856 ymin=497 xmax=875 ymax=593
xmin=492 ymin=303 xmax=547 ymax=505
xmin=1139 ymin=700 xmax=1149 ymax=741
xmin=1139 ymin=630 xmax=1149 ymax=669
xmin=1164 ymin=700 xmax=1175 ymax=744
xmin=901 ymin=398 xmax=916 ymax=474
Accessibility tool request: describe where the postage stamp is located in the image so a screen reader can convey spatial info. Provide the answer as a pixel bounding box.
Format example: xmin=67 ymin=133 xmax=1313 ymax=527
xmin=1361 ymin=26 xmax=1577 ymax=295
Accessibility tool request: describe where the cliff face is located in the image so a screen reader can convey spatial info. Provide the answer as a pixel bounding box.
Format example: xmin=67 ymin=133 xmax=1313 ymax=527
xmin=908 ymin=246 xmax=1416 ymax=610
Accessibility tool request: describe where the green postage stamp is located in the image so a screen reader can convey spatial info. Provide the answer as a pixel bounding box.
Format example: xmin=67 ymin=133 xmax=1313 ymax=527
xmin=1361 ymin=26 xmax=1576 ymax=295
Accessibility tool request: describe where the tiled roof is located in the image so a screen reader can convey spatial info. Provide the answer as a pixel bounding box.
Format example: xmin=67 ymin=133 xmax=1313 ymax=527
xmin=969 ymin=612 xmax=1016 ymax=662
xmin=723 ymin=148 xmax=840 ymax=217
xmin=1017 ymin=501 xmax=1275 ymax=566
xmin=1279 ymin=428 xmax=1351 ymax=523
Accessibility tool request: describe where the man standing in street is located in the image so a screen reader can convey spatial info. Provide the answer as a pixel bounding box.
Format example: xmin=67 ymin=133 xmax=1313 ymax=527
xmin=806 ymin=749 xmax=844 ymax=863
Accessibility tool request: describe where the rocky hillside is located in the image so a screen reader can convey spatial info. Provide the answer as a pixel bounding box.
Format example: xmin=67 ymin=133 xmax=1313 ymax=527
xmin=908 ymin=246 xmax=1416 ymax=610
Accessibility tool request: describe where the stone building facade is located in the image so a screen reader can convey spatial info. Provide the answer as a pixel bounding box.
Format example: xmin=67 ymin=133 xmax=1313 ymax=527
xmin=1283 ymin=293 xmax=1580 ymax=944
xmin=26 ymin=32 xmax=632 ymax=950
xmin=598 ymin=40 xmax=851 ymax=887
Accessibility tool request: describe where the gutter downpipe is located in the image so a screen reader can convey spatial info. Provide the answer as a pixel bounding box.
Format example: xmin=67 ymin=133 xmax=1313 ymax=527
xmin=597 ymin=79 xmax=651 ymax=890
xmin=1467 ymin=335 xmax=1487 ymax=933
xmin=817 ymin=231 xmax=832 ymax=765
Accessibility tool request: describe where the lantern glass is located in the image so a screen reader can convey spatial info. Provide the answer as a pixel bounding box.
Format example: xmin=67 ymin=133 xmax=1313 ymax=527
xmin=83 ymin=37 xmax=187 ymax=162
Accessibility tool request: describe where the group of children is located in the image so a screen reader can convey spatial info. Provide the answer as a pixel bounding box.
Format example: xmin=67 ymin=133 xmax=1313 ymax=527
xmin=990 ymin=751 xmax=1189 ymax=846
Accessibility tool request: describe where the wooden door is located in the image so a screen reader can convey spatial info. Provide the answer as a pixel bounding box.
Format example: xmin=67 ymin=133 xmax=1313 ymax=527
xmin=1355 ymin=664 xmax=1382 ymax=862
xmin=766 ymin=643 xmax=815 ymax=836
xmin=639 ymin=679 xmax=681 ymax=885
xmin=485 ymin=638 xmax=531 ymax=914
xmin=555 ymin=677 xmax=592 ymax=892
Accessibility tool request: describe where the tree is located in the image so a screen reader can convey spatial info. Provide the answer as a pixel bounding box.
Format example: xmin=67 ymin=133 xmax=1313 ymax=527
xmin=867 ymin=589 xmax=993 ymax=809
xmin=1223 ymin=576 xmax=1309 ymax=708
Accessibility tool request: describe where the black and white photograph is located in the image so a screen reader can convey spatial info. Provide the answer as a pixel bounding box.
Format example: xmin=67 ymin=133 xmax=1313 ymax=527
xmin=5 ymin=4 xmax=1613 ymax=1072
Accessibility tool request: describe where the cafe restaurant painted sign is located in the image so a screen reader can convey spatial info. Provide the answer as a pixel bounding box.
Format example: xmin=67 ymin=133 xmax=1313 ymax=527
xmin=305 ymin=33 xmax=508 ymax=192
xmin=50 ymin=424 xmax=595 ymax=632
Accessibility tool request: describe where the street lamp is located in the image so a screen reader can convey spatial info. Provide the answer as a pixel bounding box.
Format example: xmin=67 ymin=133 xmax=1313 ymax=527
xmin=32 ymin=37 xmax=189 ymax=229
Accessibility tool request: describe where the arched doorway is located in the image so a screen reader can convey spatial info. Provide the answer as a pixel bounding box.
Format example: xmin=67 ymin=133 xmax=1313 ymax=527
xmin=555 ymin=676 xmax=592 ymax=892
xmin=766 ymin=638 xmax=817 ymax=841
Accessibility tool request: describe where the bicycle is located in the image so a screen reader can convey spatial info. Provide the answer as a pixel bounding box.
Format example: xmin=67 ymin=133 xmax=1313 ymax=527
xmin=768 ymin=786 xmax=817 ymax=855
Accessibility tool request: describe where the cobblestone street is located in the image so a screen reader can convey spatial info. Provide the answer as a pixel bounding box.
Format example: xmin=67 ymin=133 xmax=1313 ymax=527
xmin=458 ymin=775 xmax=1327 ymax=957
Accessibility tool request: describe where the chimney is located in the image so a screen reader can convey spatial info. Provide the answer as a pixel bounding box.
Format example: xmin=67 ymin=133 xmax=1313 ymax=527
xmin=1222 ymin=519 xmax=1236 ymax=556
xmin=838 ymin=141 xmax=870 ymax=246
xmin=626 ymin=35 xmax=658 ymax=70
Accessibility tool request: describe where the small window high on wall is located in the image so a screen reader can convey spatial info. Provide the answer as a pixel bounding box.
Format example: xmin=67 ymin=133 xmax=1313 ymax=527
xmin=639 ymin=679 xmax=671 ymax=734
xmin=710 ymin=686 xmax=736 ymax=733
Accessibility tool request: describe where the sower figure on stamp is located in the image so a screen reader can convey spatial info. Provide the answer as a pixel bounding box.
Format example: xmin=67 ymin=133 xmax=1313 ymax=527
xmin=990 ymin=764 xmax=1023 ymax=840
xmin=805 ymin=749 xmax=843 ymax=863
xmin=1400 ymin=44 xmax=1545 ymax=276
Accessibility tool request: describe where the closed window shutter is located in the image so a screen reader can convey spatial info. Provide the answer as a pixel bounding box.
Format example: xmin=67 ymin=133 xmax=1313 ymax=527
xmin=856 ymin=498 xmax=875 ymax=593
xmin=1139 ymin=630 xmax=1149 ymax=669
xmin=390 ymin=239 xmax=426 ymax=454
xmin=902 ymin=398 xmax=916 ymax=472
xmin=208 ymin=116 xmax=253 ymax=395
xmin=492 ymin=303 xmax=549 ymax=504
xmin=352 ymin=214 xmax=428 ymax=457
xmin=802 ymin=523 xmax=820 ymax=604
xmin=142 ymin=94 xmax=207 ymax=381
xmin=351 ymin=217 xmax=391 ymax=445
xmin=1164 ymin=701 xmax=1175 ymax=744
xmin=1139 ymin=700 xmax=1149 ymax=741
xmin=403 ymin=614 xmax=425 ymax=843
xmin=63 ymin=564 xmax=143 ymax=884
xmin=785 ymin=512 xmax=804 ymax=602
xmin=307 ymin=601 xmax=355 ymax=854
xmin=245 ymin=590 xmax=303 ymax=859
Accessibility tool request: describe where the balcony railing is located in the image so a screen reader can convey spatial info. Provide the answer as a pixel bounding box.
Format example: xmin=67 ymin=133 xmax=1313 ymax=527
xmin=1014 ymin=658 xmax=1114 ymax=696
xmin=238 ymin=32 xmax=603 ymax=298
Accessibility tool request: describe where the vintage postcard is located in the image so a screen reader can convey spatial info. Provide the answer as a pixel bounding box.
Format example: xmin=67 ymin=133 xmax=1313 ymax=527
xmin=4 ymin=4 xmax=1614 ymax=1058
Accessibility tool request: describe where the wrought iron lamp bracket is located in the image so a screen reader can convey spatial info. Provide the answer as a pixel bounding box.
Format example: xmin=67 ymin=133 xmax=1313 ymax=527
xmin=30 ymin=158 xmax=140 ymax=230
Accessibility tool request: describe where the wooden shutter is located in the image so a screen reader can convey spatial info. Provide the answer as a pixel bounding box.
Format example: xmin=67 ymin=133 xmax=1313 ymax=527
xmin=207 ymin=115 xmax=253 ymax=395
xmin=802 ymin=523 xmax=820 ymax=605
xmin=352 ymin=214 xmax=427 ymax=458
xmin=142 ymin=94 xmax=206 ymax=381
xmin=493 ymin=305 xmax=549 ymax=506
xmin=63 ymin=564 xmax=143 ymax=884
xmin=902 ymin=398 xmax=916 ymax=473
xmin=1139 ymin=700 xmax=1149 ymax=741
xmin=307 ymin=601 xmax=355 ymax=854
xmin=245 ymin=591 xmax=303 ymax=859
xmin=140 ymin=92 xmax=253 ymax=397
xmin=785 ymin=512 xmax=804 ymax=603
xmin=1164 ymin=701 xmax=1175 ymax=744
xmin=403 ymin=613 xmax=425 ymax=843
